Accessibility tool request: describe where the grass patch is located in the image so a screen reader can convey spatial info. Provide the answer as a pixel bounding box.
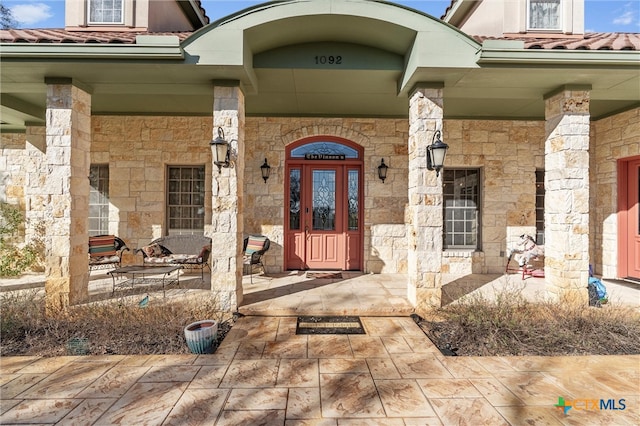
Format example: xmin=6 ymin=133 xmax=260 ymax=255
xmin=416 ymin=288 xmax=640 ymax=356
xmin=1 ymin=290 xmax=235 ymax=357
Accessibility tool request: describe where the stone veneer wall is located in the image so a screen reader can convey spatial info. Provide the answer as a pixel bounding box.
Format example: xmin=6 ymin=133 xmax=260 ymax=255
xmin=443 ymin=120 xmax=545 ymax=275
xmin=1 ymin=128 xmax=50 ymax=247
xmin=591 ymin=107 xmax=640 ymax=278
xmin=6 ymin=112 xmax=636 ymax=280
xmin=1 ymin=133 xmax=29 ymax=207
xmin=2 ymin=116 xmax=545 ymax=278
xmin=91 ymin=115 xmax=411 ymax=273
xmin=91 ymin=116 xmax=213 ymax=264
xmin=244 ymin=117 xmax=410 ymax=273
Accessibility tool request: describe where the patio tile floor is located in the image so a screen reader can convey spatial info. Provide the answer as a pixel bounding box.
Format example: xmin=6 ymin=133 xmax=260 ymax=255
xmin=1 ymin=271 xmax=638 ymax=424
xmin=1 ymin=314 xmax=638 ymax=425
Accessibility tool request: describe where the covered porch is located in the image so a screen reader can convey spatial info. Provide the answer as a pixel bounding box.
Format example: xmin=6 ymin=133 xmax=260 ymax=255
xmin=2 ymin=270 xmax=638 ymax=314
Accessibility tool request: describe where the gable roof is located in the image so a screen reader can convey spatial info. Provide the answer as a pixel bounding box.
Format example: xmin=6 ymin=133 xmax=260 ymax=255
xmin=1 ymin=28 xmax=638 ymax=51
xmin=1 ymin=0 xmax=638 ymax=132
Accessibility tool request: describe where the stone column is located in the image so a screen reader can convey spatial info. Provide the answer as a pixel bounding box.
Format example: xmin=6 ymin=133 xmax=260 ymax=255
xmin=407 ymin=85 xmax=444 ymax=311
xmin=23 ymin=126 xmax=47 ymax=249
xmin=543 ymin=86 xmax=591 ymax=302
xmin=209 ymin=83 xmax=245 ymax=311
xmin=42 ymin=79 xmax=91 ymax=311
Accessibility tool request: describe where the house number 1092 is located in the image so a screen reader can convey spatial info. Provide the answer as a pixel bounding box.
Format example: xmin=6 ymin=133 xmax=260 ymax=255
xmin=315 ymin=55 xmax=342 ymax=65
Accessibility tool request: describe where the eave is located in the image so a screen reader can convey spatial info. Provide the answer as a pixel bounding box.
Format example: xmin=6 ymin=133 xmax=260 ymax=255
xmin=0 ymin=36 xmax=185 ymax=60
xmin=478 ymin=47 xmax=640 ymax=67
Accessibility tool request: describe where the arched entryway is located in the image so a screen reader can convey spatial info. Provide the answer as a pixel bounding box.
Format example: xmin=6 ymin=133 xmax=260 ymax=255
xmin=284 ymin=137 xmax=364 ymax=271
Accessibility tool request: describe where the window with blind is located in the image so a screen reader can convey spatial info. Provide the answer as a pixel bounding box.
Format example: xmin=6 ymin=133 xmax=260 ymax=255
xmin=536 ymin=170 xmax=545 ymax=245
xmin=88 ymin=0 xmax=124 ymax=24
xmin=528 ymin=0 xmax=561 ymax=30
xmin=167 ymin=166 xmax=205 ymax=235
xmin=443 ymin=169 xmax=481 ymax=249
xmin=89 ymin=164 xmax=110 ymax=236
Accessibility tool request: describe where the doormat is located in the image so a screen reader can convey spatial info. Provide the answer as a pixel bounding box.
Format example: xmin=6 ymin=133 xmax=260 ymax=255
xmin=306 ymin=272 xmax=343 ymax=279
xmin=296 ymin=316 xmax=365 ymax=335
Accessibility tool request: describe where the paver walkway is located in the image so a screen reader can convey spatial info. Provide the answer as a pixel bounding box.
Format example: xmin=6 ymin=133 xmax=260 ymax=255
xmin=1 ymin=315 xmax=638 ymax=425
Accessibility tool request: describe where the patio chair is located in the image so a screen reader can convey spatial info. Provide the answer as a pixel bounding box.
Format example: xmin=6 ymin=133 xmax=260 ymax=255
xmin=243 ymin=235 xmax=270 ymax=283
xmin=89 ymin=235 xmax=130 ymax=271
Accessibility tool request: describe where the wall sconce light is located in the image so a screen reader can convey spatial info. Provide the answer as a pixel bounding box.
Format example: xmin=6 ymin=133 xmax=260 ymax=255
xmin=426 ymin=130 xmax=449 ymax=177
xmin=377 ymin=158 xmax=389 ymax=183
xmin=260 ymin=158 xmax=271 ymax=183
xmin=210 ymin=127 xmax=230 ymax=173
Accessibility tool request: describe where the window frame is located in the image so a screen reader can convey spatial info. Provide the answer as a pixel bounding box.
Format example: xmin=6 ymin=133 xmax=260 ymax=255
xmin=166 ymin=165 xmax=206 ymax=236
xmin=88 ymin=164 xmax=110 ymax=236
xmin=527 ymin=0 xmax=562 ymax=31
xmin=535 ymin=170 xmax=545 ymax=245
xmin=87 ymin=0 xmax=124 ymax=25
xmin=442 ymin=168 xmax=482 ymax=250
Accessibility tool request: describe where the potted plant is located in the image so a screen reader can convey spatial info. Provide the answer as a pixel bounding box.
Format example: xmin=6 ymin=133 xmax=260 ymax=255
xmin=184 ymin=319 xmax=218 ymax=354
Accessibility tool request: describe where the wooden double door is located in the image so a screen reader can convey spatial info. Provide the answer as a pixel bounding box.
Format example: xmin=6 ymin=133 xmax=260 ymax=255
xmin=285 ymin=163 xmax=362 ymax=271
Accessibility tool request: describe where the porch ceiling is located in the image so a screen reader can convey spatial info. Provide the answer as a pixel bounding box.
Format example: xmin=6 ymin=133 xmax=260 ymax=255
xmin=1 ymin=59 xmax=637 ymax=132
xmin=1 ymin=0 xmax=639 ymax=131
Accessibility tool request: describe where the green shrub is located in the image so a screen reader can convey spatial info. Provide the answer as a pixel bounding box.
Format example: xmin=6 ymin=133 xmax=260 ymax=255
xmin=0 ymin=203 xmax=43 ymax=277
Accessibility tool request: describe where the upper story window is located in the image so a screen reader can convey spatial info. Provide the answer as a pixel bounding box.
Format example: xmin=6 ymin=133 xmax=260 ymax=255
xmin=528 ymin=0 xmax=561 ymax=30
xmin=88 ymin=0 xmax=124 ymax=24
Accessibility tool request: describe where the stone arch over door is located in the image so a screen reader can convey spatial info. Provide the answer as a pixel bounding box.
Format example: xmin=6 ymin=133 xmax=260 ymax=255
xmin=284 ymin=136 xmax=364 ymax=271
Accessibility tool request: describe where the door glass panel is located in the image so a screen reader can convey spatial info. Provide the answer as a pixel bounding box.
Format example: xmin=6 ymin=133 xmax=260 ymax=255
xmin=289 ymin=169 xmax=301 ymax=230
xmin=312 ymin=170 xmax=336 ymax=231
xmin=348 ymin=170 xmax=359 ymax=231
xmin=290 ymin=142 xmax=359 ymax=159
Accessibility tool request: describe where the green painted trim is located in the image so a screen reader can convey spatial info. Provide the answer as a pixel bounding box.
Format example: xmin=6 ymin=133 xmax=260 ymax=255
xmin=254 ymin=42 xmax=403 ymax=71
xmin=43 ymin=77 xmax=72 ymax=85
xmin=211 ymin=79 xmax=241 ymax=87
xmin=543 ymin=85 xmax=593 ymax=100
xmin=91 ymin=111 xmax=212 ymax=117
xmin=24 ymin=121 xmax=44 ymax=127
xmin=445 ymin=114 xmax=545 ymax=121
xmin=478 ymin=49 xmax=640 ymax=67
xmin=0 ymin=128 xmax=26 ymax=134
xmin=244 ymin=112 xmax=410 ymax=119
xmin=591 ymin=102 xmax=640 ymax=121
xmin=135 ymin=35 xmax=180 ymax=46
xmin=0 ymin=44 xmax=184 ymax=60
xmin=482 ymin=40 xmax=525 ymax=50
xmin=1 ymin=94 xmax=45 ymax=119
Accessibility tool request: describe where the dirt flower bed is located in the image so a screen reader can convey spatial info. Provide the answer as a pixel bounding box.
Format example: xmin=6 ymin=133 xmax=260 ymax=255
xmin=1 ymin=290 xmax=236 ymax=357
xmin=2 ymin=288 xmax=639 ymax=357
xmin=415 ymin=291 xmax=640 ymax=356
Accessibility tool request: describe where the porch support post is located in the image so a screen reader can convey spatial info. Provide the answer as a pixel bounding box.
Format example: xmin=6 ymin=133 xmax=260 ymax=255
xmin=209 ymin=82 xmax=245 ymax=311
xmin=543 ymin=85 xmax=591 ymax=302
xmin=42 ymin=78 xmax=91 ymax=311
xmin=407 ymin=84 xmax=444 ymax=311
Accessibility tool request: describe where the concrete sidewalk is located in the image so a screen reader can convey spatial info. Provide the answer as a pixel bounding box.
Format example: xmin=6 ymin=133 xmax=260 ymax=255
xmin=1 ymin=315 xmax=638 ymax=425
